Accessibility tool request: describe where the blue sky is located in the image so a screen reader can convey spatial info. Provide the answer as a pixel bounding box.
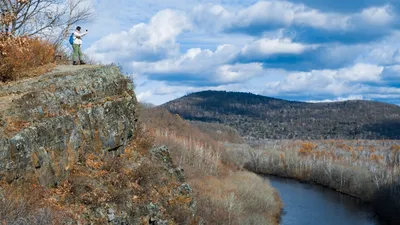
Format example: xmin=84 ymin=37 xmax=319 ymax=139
xmin=82 ymin=0 xmax=400 ymax=105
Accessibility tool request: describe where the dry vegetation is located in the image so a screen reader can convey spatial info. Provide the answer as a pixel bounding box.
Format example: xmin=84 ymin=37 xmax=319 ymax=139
xmin=0 ymin=181 xmax=71 ymax=224
xmin=189 ymin=121 xmax=243 ymax=144
xmin=0 ymin=105 xmax=282 ymax=224
xmin=190 ymin=172 xmax=281 ymax=225
xmin=0 ymin=34 xmax=56 ymax=82
xmin=223 ymin=139 xmax=400 ymax=224
xmin=139 ymin=106 xmax=282 ymax=225
xmin=0 ymin=125 xmax=198 ymax=224
xmin=141 ymin=108 xmax=224 ymax=178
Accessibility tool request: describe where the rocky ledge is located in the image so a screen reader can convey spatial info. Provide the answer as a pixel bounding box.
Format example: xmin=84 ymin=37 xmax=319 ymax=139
xmin=0 ymin=65 xmax=198 ymax=224
xmin=0 ymin=65 xmax=138 ymax=186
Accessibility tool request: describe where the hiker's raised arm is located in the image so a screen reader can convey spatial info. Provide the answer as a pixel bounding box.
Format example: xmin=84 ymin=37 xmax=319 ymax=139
xmin=74 ymin=31 xmax=88 ymax=38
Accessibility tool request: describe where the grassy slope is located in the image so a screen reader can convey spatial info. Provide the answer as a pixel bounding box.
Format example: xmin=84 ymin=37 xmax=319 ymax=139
xmin=139 ymin=106 xmax=282 ymax=225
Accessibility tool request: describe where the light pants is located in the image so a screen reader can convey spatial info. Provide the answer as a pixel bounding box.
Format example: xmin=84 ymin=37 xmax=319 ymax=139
xmin=72 ymin=44 xmax=83 ymax=62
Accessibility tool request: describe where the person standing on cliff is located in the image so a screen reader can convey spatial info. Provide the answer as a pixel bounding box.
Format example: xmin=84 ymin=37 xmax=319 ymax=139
xmin=72 ymin=26 xmax=88 ymax=65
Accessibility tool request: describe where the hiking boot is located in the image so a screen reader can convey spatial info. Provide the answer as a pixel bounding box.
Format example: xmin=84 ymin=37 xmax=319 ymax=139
xmin=73 ymin=61 xmax=77 ymax=65
xmin=80 ymin=61 xmax=86 ymax=65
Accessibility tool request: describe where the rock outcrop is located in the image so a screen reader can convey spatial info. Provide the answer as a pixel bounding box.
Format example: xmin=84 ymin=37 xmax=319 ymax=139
xmin=0 ymin=65 xmax=199 ymax=224
xmin=0 ymin=65 xmax=138 ymax=186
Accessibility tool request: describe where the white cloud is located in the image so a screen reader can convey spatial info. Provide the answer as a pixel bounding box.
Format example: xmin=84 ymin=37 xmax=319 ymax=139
xmin=130 ymin=37 xmax=316 ymax=84
xmin=215 ymin=63 xmax=264 ymax=82
xmin=264 ymin=63 xmax=384 ymax=97
xmin=192 ymin=4 xmax=231 ymax=32
xmin=131 ymin=44 xmax=239 ymax=78
xmin=240 ymin=38 xmax=314 ymax=57
xmin=235 ymin=1 xmax=347 ymax=30
xmin=134 ymin=78 xmax=212 ymax=105
xmin=189 ymin=1 xmax=397 ymax=35
xmin=221 ymin=1 xmax=348 ymax=31
xmin=136 ymin=91 xmax=154 ymax=102
xmin=353 ymin=32 xmax=400 ymax=65
xmin=86 ymin=9 xmax=191 ymax=64
xmin=307 ymin=95 xmax=366 ymax=103
xmin=358 ymin=5 xmax=395 ymax=26
xmin=339 ymin=63 xmax=383 ymax=82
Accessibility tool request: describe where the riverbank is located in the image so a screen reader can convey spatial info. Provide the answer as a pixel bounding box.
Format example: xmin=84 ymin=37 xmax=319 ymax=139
xmin=223 ymin=140 xmax=400 ymax=224
xmin=266 ymin=175 xmax=381 ymax=225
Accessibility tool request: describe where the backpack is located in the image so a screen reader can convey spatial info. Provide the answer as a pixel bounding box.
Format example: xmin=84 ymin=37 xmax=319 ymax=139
xmin=69 ymin=33 xmax=74 ymax=45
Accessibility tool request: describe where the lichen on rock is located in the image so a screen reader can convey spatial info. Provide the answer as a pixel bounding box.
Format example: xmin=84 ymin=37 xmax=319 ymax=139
xmin=0 ymin=65 xmax=138 ymax=186
xmin=150 ymin=145 xmax=185 ymax=182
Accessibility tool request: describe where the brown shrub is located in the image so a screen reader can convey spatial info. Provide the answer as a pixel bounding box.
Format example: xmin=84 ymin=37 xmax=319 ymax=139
xmin=391 ymin=145 xmax=400 ymax=152
xmin=139 ymin=107 xmax=225 ymax=178
xmin=0 ymin=34 xmax=55 ymax=82
xmin=166 ymin=195 xmax=197 ymax=224
xmin=0 ymin=181 xmax=71 ymax=224
xmin=298 ymin=142 xmax=318 ymax=155
xmin=189 ymin=120 xmax=243 ymax=143
xmin=190 ymin=172 xmax=282 ymax=225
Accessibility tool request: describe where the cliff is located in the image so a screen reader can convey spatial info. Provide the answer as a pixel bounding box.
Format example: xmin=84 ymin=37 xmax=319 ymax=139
xmin=0 ymin=65 xmax=138 ymax=186
xmin=0 ymin=66 xmax=197 ymax=224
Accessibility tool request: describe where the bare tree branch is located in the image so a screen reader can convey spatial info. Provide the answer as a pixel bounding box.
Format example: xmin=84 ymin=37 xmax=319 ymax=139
xmin=1 ymin=0 xmax=93 ymax=45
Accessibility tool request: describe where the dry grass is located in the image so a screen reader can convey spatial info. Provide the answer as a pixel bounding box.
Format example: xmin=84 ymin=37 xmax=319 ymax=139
xmin=139 ymin=106 xmax=283 ymax=224
xmin=0 ymin=180 xmax=71 ymax=224
xmin=0 ymin=34 xmax=55 ymax=82
xmin=189 ymin=121 xmax=243 ymax=143
xmin=191 ymin=171 xmax=281 ymax=225
xmin=154 ymin=132 xmax=223 ymax=178
xmin=140 ymin=107 xmax=224 ymax=178
xmin=225 ymin=139 xmax=400 ymax=200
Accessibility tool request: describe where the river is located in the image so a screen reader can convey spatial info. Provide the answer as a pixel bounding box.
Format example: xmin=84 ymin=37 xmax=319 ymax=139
xmin=266 ymin=175 xmax=386 ymax=225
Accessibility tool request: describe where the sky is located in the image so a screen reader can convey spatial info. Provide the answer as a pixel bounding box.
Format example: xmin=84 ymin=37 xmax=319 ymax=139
xmin=80 ymin=0 xmax=400 ymax=105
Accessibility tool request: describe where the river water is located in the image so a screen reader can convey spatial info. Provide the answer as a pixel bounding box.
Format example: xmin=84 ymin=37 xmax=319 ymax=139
xmin=266 ymin=176 xmax=386 ymax=225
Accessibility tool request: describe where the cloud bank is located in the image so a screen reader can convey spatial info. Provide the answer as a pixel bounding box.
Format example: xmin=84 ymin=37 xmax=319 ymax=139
xmin=85 ymin=0 xmax=400 ymax=105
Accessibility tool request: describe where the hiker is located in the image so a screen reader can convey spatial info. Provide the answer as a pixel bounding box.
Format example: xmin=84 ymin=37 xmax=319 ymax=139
xmin=70 ymin=26 xmax=88 ymax=65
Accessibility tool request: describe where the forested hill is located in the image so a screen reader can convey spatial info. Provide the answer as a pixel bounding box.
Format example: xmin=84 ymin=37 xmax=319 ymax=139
xmin=162 ymin=91 xmax=400 ymax=140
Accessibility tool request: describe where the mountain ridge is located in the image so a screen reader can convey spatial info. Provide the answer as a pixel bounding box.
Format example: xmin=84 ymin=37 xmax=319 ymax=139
xmin=162 ymin=90 xmax=400 ymax=139
xmin=167 ymin=90 xmax=398 ymax=107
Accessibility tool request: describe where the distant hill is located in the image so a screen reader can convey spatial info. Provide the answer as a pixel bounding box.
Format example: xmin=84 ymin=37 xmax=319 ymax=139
xmin=162 ymin=91 xmax=400 ymax=139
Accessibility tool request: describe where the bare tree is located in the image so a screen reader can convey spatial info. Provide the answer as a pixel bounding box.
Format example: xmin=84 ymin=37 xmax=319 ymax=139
xmin=53 ymin=0 xmax=93 ymax=47
xmin=0 ymin=0 xmax=92 ymax=44
xmin=248 ymin=149 xmax=263 ymax=172
xmin=324 ymin=161 xmax=333 ymax=180
xmin=373 ymin=171 xmax=386 ymax=189
xmin=225 ymin=192 xmax=242 ymax=225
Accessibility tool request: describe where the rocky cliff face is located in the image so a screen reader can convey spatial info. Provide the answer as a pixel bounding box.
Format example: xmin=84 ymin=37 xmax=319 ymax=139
xmin=0 ymin=65 xmax=138 ymax=186
xmin=0 ymin=66 xmax=198 ymax=224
